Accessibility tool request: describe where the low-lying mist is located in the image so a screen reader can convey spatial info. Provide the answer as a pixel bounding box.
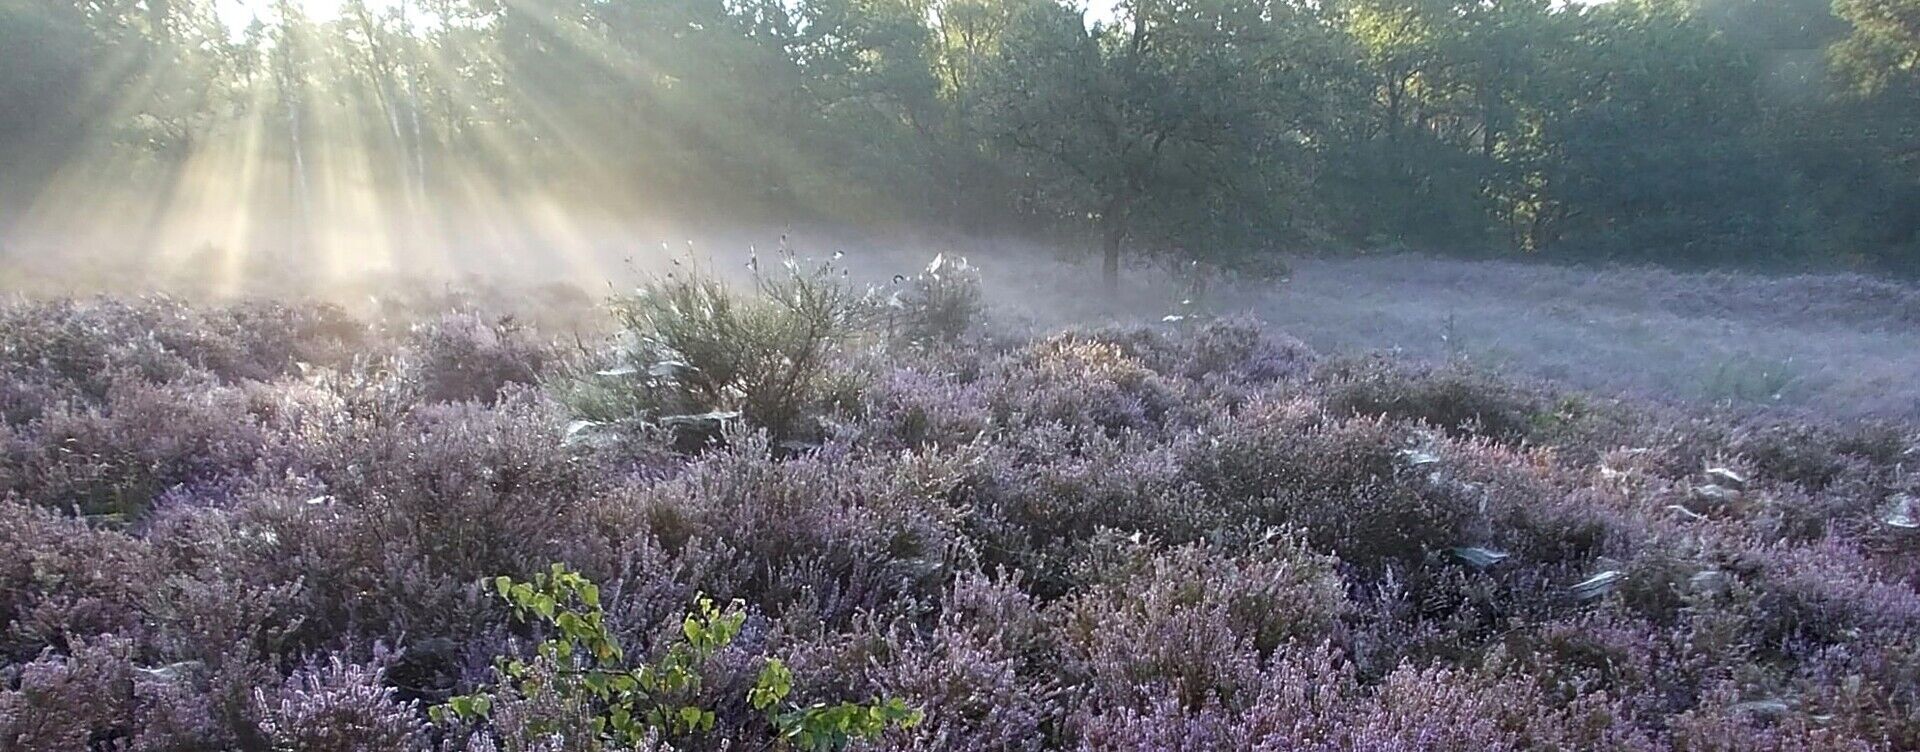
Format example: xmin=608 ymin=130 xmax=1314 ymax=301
xmin=7 ymin=213 xmax=1920 ymax=423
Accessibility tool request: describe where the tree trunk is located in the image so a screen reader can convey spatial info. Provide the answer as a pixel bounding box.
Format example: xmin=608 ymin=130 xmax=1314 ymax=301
xmin=1102 ymin=221 xmax=1125 ymax=290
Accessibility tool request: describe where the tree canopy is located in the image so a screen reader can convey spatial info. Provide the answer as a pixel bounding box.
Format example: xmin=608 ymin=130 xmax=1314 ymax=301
xmin=3 ymin=0 xmax=1919 ymax=278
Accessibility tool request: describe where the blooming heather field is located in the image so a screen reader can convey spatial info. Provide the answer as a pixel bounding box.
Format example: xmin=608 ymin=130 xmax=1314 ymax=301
xmin=973 ymin=253 xmax=1920 ymax=422
xmin=3 ymin=255 xmax=1920 ymax=750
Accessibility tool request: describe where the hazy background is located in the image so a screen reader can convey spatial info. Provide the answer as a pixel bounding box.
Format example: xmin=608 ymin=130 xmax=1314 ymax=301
xmin=6 ymin=0 xmax=1917 ymax=278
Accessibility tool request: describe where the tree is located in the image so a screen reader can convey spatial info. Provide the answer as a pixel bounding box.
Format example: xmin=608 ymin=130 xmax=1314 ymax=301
xmin=1826 ymin=0 xmax=1920 ymax=266
xmin=980 ymin=0 xmax=1334 ymax=286
xmin=1833 ymin=0 xmax=1920 ymax=97
xmin=5 ymin=0 xmax=1920 ymax=275
xmin=1533 ymin=0 xmax=1802 ymax=264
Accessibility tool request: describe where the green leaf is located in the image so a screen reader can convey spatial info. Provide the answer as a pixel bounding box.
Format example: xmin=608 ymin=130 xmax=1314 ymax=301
xmin=750 ymin=658 xmax=794 ymax=710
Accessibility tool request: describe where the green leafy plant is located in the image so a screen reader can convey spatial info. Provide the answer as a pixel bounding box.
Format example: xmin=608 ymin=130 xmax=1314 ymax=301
xmin=433 ymin=564 xmax=920 ymax=750
xmin=750 ymin=659 xmax=922 ymax=751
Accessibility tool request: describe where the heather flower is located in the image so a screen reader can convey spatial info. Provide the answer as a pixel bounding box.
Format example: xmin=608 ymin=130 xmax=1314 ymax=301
xmin=0 ymin=291 xmax=1916 ymax=751
xmin=1 ymin=377 xmax=271 ymax=517
xmin=402 ymin=312 xmax=551 ymax=404
xmin=843 ymin=367 xmax=994 ymax=452
xmin=614 ymin=430 xmax=970 ymax=626
xmin=867 ymin=572 xmax=1056 ymax=751
xmin=1181 ymin=401 xmax=1479 ymax=569
xmin=1320 ymin=359 xmax=1543 ymax=445
xmin=0 ymin=499 xmax=154 ymax=659
xmin=1053 ymin=534 xmax=1346 ymax=713
xmin=0 ymin=635 xmax=222 ymax=751
xmin=255 ymin=654 xmax=426 ymax=752
xmin=990 ymin=335 xmax=1187 ymax=436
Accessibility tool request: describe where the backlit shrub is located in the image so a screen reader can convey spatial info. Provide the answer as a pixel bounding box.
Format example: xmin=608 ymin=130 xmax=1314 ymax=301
xmin=256 ymin=655 xmax=425 ymax=752
xmin=584 ymin=253 xmax=871 ymax=442
xmin=889 ymin=254 xmax=984 ymax=346
xmin=1 ymin=378 xmax=269 ymax=517
xmin=0 ymin=500 xmax=153 ymax=660
xmin=0 ymin=635 xmax=222 ymax=750
xmin=616 ymin=431 xmax=969 ymax=626
xmin=1321 ymin=358 xmax=1543 ymax=445
xmin=990 ymin=336 xmax=1186 ymax=436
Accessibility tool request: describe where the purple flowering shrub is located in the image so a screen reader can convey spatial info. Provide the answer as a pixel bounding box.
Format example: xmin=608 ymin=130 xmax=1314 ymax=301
xmin=0 ymin=635 xmax=223 ymax=750
xmin=2 ymin=290 xmax=1919 ymax=749
xmin=256 ymin=654 xmax=425 ymax=751
xmin=401 ymin=313 xmax=551 ymax=405
xmin=1 ymin=379 xmax=273 ymax=516
xmin=0 ymin=502 xmax=153 ymax=660
xmin=0 ymin=297 xmax=363 ymax=409
xmin=1053 ymin=534 xmax=1346 ymax=712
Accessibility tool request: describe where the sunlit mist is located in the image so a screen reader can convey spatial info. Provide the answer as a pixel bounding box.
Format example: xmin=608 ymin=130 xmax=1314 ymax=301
xmin=1 ymin=0 xmax=1912 ymax=305
xmin=214 ymin=0 xmax=362 ymax=28
xmin=4 ymin=0 xmax=721 ymax=294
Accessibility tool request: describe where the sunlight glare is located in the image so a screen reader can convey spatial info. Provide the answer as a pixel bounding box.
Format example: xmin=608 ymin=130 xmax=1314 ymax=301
xmin=214 ymin=0 xmax=397 ymax=31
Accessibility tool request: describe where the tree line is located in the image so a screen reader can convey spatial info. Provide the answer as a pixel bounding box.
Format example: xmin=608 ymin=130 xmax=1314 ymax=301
xmin=3 ymin=0 xmax=1918 ymax=279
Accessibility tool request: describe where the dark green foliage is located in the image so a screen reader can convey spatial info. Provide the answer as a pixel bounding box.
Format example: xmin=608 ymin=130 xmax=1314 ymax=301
xmin=7 ymin=0 xmax=1920 ymax=279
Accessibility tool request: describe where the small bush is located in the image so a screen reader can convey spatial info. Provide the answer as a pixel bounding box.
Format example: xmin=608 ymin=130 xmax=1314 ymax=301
xmin=989 ymin=336 xmax=1187 ymax=436
xmin=402 ymin=312 xmax=549 ymax=404
xmin=0 ymin=298 xmax=364 ymax=409
xmin=0 ymin=635 xmax=222 ymax=750
xmin=0 ymin=378 xmax=270 ymax=518
xmin=888 ymin=253 xmax=985 ymax=346
xmin=250 ymin=393 xmax=603 ymax=643
xmin=848 ymin=367 xmax=994 ymax=451
xmin=1181 ymin=402 xmax=1480 ymax=569
xmin=255 ymin=655 xmax=425 ymax=752
xmin=579 ymin=252 xmax=871 ymax=442
xmin=615 ymin=431 xmax=969 ymax=626
xmin=864 ymin=572 xmax=1056 ymax=751
xmin=1321 ymin=359 xmax=1541 ymax=445
xmin=0 ymin=500 xmax=154 ymax=660
xmin=1053 ymin=535 xmax=1347 ymax=711
xmin=962 ymin=427 xmax=1218 ymax=596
